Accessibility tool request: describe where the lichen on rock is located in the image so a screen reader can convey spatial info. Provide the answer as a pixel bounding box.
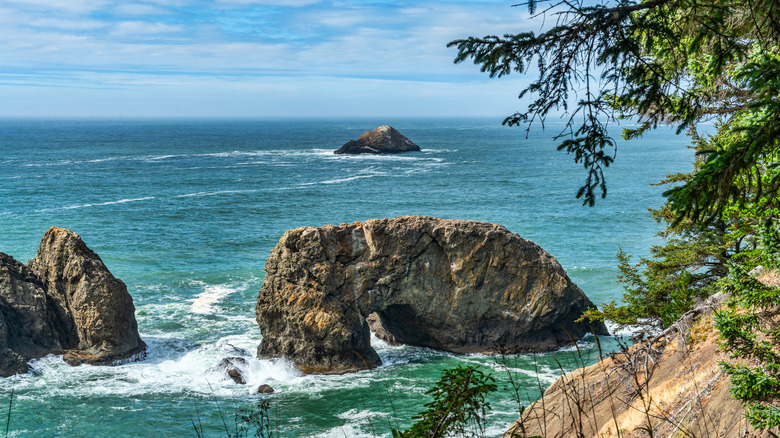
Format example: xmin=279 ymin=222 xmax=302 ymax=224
xmin=256 ymin=216 xmax=608 ymax=374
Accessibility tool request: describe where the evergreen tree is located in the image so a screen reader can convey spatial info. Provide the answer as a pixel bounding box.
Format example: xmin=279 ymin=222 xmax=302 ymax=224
xmin=716 ymin=219 xmax=780 ymax=430
xmin=582 ymin=144 xmax=778 ymax=336
xmin=451 ymin=1 xmax=780 ymax=429
xmin=449 ymin=0 xmax=780 ymax=222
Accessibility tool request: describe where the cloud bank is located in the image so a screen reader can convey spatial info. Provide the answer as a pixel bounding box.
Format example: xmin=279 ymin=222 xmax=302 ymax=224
xmin=1 ymin=1 xmax=536 ymax=117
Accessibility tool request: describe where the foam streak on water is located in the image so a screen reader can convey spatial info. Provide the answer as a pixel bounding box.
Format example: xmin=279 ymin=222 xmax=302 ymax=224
xmin=190 ymin=283 xmax=241 ymax=314
xmin=0 ymin=118 xmax=693 ymax=437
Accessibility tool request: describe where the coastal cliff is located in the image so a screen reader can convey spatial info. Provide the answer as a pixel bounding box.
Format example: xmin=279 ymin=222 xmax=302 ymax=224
xmin=256 ymin=216 xmax=608 ymax=374
xmin=0 ymin=227 xmax=145 ymax=376
xmin=507 ymin=289 xmax=777 ymax=437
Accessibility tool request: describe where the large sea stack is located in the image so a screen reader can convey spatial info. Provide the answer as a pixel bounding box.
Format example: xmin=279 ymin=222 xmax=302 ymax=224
xmin=0 ymin=227 xmax=145 ymax=377
xmin=334 ymin=125 xmax=421 ymax=154
xmin=255 ymin=216 xmax=608 ymax=374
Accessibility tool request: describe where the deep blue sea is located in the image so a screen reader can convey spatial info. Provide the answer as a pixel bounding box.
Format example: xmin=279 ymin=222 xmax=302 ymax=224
xmin=0 ymin=118 xmax=693 ymax=437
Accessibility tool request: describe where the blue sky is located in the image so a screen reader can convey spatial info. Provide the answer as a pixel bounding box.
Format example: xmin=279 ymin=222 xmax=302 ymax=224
xmin=0 ymin=0 xmax=537 ymax=118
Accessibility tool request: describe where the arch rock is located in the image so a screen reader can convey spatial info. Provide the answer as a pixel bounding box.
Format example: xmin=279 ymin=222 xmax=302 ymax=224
xmin=255 ymin=216 xmax=608 ymax=374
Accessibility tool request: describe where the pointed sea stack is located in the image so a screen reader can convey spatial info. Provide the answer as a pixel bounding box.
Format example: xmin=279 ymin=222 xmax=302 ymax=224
xmin=334 ymin=125 xmax=421 ymax=154
xmin=0 ymin=227 xmax=146 ymax=376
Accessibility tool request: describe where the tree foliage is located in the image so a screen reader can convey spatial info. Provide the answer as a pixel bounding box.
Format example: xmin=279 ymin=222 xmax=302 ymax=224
xmin=715 ymin=220 xmax=780 ymax=430
xmin=449 ymin=0 xmax=780 ymax=222
xmin=582 ymin=142 xmax=778 ymax=337
xmin=392 ymin=365 xmax=497 ymax=438
xmin=451 ymin=1 xmax=780 ymax=430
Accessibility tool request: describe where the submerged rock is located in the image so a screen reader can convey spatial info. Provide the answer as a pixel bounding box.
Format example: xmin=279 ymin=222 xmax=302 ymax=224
xmin=334 ymin=125 xmax=421 ymax=154
xmin=0 ymin=227 xmax=146 ymax=376
xmin=255 ymin=216 xmax=608 ymax=374
xmin=208 ymin=357 xmax=250 ymax=384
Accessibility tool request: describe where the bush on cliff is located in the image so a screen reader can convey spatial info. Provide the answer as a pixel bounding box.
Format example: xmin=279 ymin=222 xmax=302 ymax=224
xmin=392 ymin=365 xmax=497 ymax=438
xmin=716 ymin=219 xmax=780 ymax=430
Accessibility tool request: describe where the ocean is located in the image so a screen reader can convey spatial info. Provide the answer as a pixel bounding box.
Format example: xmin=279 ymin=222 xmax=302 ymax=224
xmin=0 ymin=118 xmax=693 ymax=437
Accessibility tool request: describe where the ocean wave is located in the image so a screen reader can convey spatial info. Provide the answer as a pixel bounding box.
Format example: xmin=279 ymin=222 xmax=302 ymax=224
xmin=423 ymin=148 xmax=458 ymax=153
xmin=21 ymin=160 xmax=74 ymax=167
xmin=300 ymin=174 xmax=383 ymax=186
xmin=37 ymin=196 xmax=155 ymax=212
xmin=17 ymin=334 xmax=299 ymax=399
xmin=176 ymin=189 xmax=261 ymax=198
xmin=85 ymin=157 xmax=122 ymax=163
xmin=329 ymin=154 xmax=444 ymax=164
xmin=309 ymin=409 xmax=391 ymax=438
xmin=190 ymin=284 xmax=240 ymax=314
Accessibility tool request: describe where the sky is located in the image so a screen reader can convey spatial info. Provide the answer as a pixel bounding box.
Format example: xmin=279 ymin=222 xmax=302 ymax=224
xmin=0 ymin=0 xmax=538 ymax=118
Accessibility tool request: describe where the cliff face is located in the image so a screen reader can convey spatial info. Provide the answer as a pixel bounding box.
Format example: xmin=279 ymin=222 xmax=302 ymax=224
xmin=256 ymin=216 xmax=607 ymax=374
xmin=507 ymin=291 xmax=775 ymax=438
xmin=0 ymin=227 xmax=145 ymax=376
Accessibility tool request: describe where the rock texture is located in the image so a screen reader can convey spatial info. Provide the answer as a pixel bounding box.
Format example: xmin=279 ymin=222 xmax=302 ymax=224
xmin=0 ymin=227 xmax=145 ymax=376
xmin=256 ymin=216 xmax=608 ymax=374
xmin=334 ymin=125 xmax=421 ymax=154
xmin=507 ymin=291 xmax=776 ymax=438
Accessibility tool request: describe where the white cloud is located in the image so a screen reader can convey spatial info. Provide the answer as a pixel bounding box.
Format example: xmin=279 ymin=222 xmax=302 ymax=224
xmin=214 ymin=0 xmax=320 ymax=6
xmin=111 ymin=21 xmax=184 ymax=36
xmin=29 ymin=17 xmax=108 ymax=30
xmin=114 ymin=3 xmax=173 ymax=16
xmin=4 ymin=0 xmax=110 ymax=14
xmin=0 ymin=0 xmax=537 ymax=117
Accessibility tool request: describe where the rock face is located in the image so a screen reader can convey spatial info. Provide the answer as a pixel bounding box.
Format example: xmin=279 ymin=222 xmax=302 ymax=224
xmin=0 ymin=227 xmax=145 ymax=376
xmin=256 ymin=216 xmax=608 ymax=374
xmin=334 ymin=125 xmax=421 ymax=154
xmin=507 ymin=292 xmax=774 ymax=438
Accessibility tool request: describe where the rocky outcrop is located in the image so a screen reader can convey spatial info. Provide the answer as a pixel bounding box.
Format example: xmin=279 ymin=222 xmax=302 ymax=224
xmin=507 ymin=292 xmax=774 ymax=438
xmin=0 ymin=227 xmax=145 ymax=376
xmin=366 ymin=312 xmax=399 ymax=345
xmin=256 ymin=216 xmax=608 ymax=374
xmin=0 ymin=254 xmax=53 ymax=376
xmin=334 ymin=125 xmax=421 ymax=154
xmin=257 ymin=384 xmax=274 ymax=394
xmin=208 ymin=357 xmax=250 ymax=384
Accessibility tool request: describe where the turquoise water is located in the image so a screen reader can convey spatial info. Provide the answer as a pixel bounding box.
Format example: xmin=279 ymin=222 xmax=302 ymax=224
xmin=0 ymin=118 xmax=692 ymax=436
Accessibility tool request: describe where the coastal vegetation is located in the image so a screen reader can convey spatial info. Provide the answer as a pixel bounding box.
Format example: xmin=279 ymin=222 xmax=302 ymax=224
xmin=450 ymin=0 xmax=780 ymax=433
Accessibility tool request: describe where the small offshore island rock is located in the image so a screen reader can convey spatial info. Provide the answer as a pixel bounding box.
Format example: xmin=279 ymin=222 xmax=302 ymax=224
xmin=0 ymin=227 xmax=146 ymax=376
xmin=255 ymin=216 xmax=608 ymax=374
xmin=334 ymin=125 xmax=421 ymax=154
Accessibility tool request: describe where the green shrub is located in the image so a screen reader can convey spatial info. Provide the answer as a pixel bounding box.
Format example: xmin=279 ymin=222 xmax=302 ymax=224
xmin=392 ymin=365 xmax=497 ymax=438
